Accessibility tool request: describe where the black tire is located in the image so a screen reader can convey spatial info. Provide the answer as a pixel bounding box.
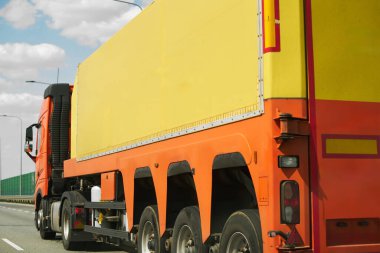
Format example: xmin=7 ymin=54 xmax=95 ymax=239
xmin=171 ymin=206 xmax=207 ymax=253
xmin=138 ymin=205 xmax=165 ymax=253
xmin=219 ymin=209 xmax=263 ymax=253
xmin=39 ymin=199 xmax=56 ymax=239
xmin=61 ymin=199 xmax=81 ymax=250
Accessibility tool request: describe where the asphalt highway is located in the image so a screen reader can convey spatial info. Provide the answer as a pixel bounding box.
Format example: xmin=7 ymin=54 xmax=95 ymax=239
xmin=0 ymin=202 xmax=129 ymax=253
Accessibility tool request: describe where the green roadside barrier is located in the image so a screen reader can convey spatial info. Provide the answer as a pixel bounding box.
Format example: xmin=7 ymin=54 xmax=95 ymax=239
xmin=1 ymin=172 xmax=35 ymax=196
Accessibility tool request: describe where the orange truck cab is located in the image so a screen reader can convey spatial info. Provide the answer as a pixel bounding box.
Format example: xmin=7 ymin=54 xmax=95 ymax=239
xmin=24 ymin=0 xmax=380 ymax=252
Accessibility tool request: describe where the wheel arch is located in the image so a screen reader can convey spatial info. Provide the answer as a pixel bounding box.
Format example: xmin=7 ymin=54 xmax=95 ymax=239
xmin=166 ymin=160 xmax=198 ymax=229
xmin=210 ymin=152 xmax=259 ymax=234
xmin=35 ymin=189 xmax=42 ymax=211
xmin=133 ymin=166 xmax=158 ymax=226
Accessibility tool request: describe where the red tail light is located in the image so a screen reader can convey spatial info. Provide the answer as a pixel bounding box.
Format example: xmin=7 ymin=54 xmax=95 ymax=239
xmin=75 ymin=207 xmax=84 ymax=215
xmin=73 ymin=207 xmax=85 ymax=229
xmin=281 ymin=181 xmax=300 ymax=224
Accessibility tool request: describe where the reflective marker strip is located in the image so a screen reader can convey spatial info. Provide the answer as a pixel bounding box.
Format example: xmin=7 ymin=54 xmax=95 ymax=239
xmin=262 ymin=0 xmax=281 ymax=53
xmin=2 ymin=239 xmax=24 ymax=251
xmin=322 ymin=135 xmax=380 ymax=158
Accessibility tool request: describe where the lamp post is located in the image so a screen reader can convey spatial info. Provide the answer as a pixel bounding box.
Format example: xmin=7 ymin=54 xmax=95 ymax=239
xmin=25 ymin=80 xmax=51 ymax=85
xmin=0 ymin=115 xmax=23 ymax=195
xmin=0 ymin=137 xmax=2 ymax=196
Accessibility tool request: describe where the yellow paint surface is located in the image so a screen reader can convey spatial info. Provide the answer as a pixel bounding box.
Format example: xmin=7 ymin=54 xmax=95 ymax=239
xmin=263 ymin=0 xmax=306 ymax=99
xmin=72 ymin=0 xmax=260 ymax=159
xmin=326 ymin=139 xmax=378 ymax=155
xmin=312 ymin=0 xmax=380 ymax=102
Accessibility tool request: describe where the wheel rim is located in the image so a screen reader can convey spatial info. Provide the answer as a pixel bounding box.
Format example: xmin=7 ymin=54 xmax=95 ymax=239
xmin=141 ymin=221 xmax=155 ymax=253
xmin=176 ymin=225 xmax=195 ymax=253
xmin=37 ymin=209 xmax=43 ymax=229
xmin=226 ymin=232 xmax=250 ymax=253
xmin=63 ymin=212 xmax=70 ymax=240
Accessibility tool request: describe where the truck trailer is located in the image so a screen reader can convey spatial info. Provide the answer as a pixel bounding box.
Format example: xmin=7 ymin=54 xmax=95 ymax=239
xmin=24 ymin=0 xmax=380 ymax=252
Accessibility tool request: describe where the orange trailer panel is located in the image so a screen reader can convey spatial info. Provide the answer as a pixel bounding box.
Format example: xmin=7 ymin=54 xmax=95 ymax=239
xmin=101 ymin=172 xmax=116 ymax=201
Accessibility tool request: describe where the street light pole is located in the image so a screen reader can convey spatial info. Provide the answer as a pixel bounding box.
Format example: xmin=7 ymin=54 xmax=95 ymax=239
xmin=0 ymin=115 xmax=23 ymax=195
xmin=0 ymin=137 xmax=2 ymax=196
xmin=25 ymin=80 xmax=51 ymax=85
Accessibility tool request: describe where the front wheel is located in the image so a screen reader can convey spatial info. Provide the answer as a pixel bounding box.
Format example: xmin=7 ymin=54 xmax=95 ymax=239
xmin=171 ymin=206 xmax=207 ymax=253
xmin=219 ymin=209 xmax=263 ymax=253
xmin=35 ymin=207 xmax=42 ymax=231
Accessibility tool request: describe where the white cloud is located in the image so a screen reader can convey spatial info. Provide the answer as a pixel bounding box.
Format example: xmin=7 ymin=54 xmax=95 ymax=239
xmin=0 ymin=43 xmax=65 ymax=80
xmin=33 ymin=0 xmax=150 ymax=47
xmin=0 ymin=0 xmax=153 ymax=47
xmin=0 ymin=92 xmax=42 ymax=113
xmin=0 ymin=0 xmax=36 ymax=29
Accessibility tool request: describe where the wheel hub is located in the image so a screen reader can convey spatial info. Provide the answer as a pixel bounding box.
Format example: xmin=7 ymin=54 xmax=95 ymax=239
xmin=141 ymin=221 xmax=156 ymax=253
xmin=63 ymin=212 xmax=70 ymax=240
xmin=37 ymin=209 xmax=43 ymax=229
xmin=226 ymin=232 xmax=251 ymax=253
xmin=177 ymin=225 xmax=195 ymax=253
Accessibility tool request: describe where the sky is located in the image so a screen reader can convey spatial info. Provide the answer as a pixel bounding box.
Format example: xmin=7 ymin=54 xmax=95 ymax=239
xmin=0 ymin=0 xmax=152 ymax=179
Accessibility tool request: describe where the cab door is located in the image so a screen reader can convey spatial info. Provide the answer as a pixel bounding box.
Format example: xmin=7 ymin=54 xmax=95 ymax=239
xmin=34 ymin=99 xmax=51 ymax=198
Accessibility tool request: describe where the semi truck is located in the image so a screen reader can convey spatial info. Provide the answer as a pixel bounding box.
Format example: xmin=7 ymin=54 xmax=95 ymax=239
xmin=24 ymin=0 xmax=380 ymax=252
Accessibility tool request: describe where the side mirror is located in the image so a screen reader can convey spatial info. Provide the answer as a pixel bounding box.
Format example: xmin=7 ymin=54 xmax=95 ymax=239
xmin=24 ymin=123 xmax=40 ymax=162
xmin=26 ymin=125 xmax=34 ymax=142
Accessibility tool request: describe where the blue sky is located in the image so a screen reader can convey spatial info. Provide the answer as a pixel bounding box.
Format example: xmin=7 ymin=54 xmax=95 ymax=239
xmin=0 ymin=9 xmax=92 ymax=84
xmin=0 ymin=0 xmax=151 ymax=179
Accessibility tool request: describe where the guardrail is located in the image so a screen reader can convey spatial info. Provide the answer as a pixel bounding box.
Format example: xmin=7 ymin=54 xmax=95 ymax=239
xmin=0 ymin=195 xmax=34 ymax=204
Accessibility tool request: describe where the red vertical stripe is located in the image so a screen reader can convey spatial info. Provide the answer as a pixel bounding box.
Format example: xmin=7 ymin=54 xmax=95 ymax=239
xmin=274 ymin=0 xmax=280 ymax=19
xmin=305 ymin=0 xmax=321 ymax=252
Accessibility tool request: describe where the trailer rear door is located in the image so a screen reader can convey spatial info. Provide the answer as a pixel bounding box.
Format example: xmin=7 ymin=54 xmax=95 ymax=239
xmin=306 ymin=1 xmax=380 ymax=252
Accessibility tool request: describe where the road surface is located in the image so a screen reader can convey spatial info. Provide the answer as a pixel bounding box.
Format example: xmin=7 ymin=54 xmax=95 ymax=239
xmin=0 ymin=202 xmax=130 ymax=253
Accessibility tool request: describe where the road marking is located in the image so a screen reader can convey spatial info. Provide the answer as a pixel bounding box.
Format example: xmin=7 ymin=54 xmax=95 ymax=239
xmin=2 ymin=238 xmax=24 ymax=251
xmin=0 ymin=205 xmax=33 ymax=214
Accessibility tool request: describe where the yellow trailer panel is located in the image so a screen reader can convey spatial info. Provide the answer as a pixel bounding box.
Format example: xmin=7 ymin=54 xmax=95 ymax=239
xmin=263 ymin=0 xmax=307 ymax=99
xmin=312 ymin=0 xmax=380 ymax=102
xmin=72 ymin=0 xmax=261 ymax=160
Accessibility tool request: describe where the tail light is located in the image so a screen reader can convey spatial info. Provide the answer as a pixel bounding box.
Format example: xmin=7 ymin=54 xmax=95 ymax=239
xmin=73 ymin=207 xmax=85 ymax=229
xmin=281 ymin=181 xmax=300 ymax=224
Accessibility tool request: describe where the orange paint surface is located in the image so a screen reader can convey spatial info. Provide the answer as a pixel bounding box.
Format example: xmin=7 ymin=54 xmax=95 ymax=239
xmin=314 ymin=99 xmax=380 ymax=253
xmin=34 ymin=97 xmax=52 ymax=204
xmin=101 ymin=172 xmax=116 ymax=201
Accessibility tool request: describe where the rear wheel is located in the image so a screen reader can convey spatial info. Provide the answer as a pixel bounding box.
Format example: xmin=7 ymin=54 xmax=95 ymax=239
xmin=138 ymin=205 xmax=165 ymax=253
xmin=39 ymin=199 xmax=56 ymax=239
xmin=219 ymin=209 xmax=262 ymax=253
xmin=62 ymin=199 xmax=81 ymax=250
xmin=171 ymin=206 xmax=207 ymax=253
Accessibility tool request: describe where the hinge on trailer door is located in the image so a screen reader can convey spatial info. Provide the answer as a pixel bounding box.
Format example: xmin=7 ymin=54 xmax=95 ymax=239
xmin=274 ymin=113 xmax=309 ymax=148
